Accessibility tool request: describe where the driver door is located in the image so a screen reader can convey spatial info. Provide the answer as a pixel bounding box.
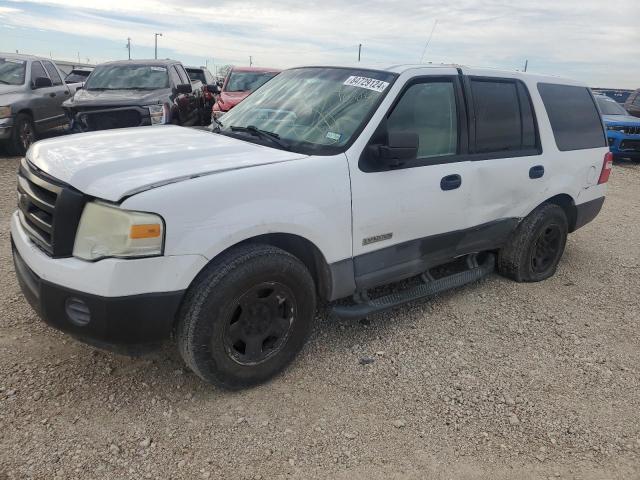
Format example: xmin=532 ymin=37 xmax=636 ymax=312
xmin=347 ymin=73 xmax=472 ymax=289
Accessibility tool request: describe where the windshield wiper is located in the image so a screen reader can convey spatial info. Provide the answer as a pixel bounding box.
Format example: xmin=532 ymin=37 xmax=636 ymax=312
xmin=0 ymin=80 xmax=11 ymax=85
xmin=229 ymin=125 xmax=290 ymax=150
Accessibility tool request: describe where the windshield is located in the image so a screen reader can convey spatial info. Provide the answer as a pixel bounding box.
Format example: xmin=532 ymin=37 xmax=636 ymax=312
xmin=596 ymin=96 xmax=628 ymax=116
xmin=225 ymin=71 xmax=279 ymax=92
xmin=216 ymin=67 xmax=397 ymax=154
xmin=85 ymin=65 xmax=169 ymax=90
xmin=0 ymin=58 xmax=26 ymax=85
xmin=187 ymin=69 xmax=206 ymax=83
xmin=65 ymin=71 xmax=91 ymax=83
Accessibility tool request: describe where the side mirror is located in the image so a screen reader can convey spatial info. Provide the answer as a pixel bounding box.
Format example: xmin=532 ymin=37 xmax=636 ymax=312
xmin=207 ymin=84 xmax=221 ymax=95
xmin=175 ymin=83 xmax=192 ymax=94
xmin=367 ymin=131 xmax=418 ymax=168
xmin=33 ymin=77 xmax=53 ymax=89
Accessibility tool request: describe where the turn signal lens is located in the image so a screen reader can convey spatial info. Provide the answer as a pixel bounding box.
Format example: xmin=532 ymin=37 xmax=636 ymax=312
xmin=598 ymin=152 xmax=613 ymax=184
xmin=130 ymin=224 xmax=162 ymax=239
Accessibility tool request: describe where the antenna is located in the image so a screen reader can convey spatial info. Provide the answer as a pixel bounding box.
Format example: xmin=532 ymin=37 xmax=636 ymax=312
xmin=419 ymin=20 xmax=438 ymax=63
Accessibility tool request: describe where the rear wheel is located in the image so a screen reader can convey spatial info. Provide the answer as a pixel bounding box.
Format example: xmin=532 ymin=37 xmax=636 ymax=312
xmin=176 ymin=244 xmax=316 ymax=389
xmin=8 ymin=113 xmax=36 ymax=156
xmin=498 ymin=204 xmax=568 ymax=282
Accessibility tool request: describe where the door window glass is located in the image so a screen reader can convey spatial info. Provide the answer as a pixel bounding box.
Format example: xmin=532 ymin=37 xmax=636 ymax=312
xmin=42 ymin=61 xmax=62 ymax=85
xmin=30 ymin=61 xmax=48 ymax=84
xmin=387 ymin=81 xmax=458 ymax=158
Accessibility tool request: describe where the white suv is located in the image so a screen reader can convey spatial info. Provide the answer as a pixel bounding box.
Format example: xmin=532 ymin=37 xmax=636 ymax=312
xmin=12 ymin=64 xmax=611 ymax=389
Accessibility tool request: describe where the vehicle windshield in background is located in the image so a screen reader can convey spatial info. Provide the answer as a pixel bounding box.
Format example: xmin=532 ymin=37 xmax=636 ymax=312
xmin=0 ymin=58 xmax=26 ymax=85
xmin=225 ymin=71 xmax=278 ymax=92
xmin=186 ymin=69 xmax=206 ymax=83
xmin=84 ymin=65 xmax=169 ymax=90
xmin=596 ymin=95 xmax=629 ymax=116
xmin=217 ymin=67 xmax=396 ymax=154
xmin=65 ymin=71 xmax=91 ymax=83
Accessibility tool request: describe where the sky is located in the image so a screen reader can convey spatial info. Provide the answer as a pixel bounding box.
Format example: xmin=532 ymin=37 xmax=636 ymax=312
xmin=0 ymin=0 xmax=638 ymax=88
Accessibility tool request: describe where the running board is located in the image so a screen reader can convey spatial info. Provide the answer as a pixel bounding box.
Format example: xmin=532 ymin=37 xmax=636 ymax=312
xmin=331 ymin=254 xmax=495 ymax=320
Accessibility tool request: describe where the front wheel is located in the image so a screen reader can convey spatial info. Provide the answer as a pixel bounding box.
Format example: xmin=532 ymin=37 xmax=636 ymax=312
xmin=8 ymin=113 xmax=36 ymax=156
xmin=176 ymin=244 xmax=316 ymax=389
xmin=498 ymin=204 xmax=568 ymax=282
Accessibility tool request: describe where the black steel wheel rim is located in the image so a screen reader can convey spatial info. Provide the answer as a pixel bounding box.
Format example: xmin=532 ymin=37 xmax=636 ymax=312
xmin=222 ymin=282 xmax=297 ymax=365
xmin=531 ymin=224 xmax=562 ymax=273
xmin=19 ymin=118 xmax=34 ymax=151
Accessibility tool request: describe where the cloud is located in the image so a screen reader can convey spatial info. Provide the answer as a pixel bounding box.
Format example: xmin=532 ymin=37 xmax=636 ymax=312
xmin=2 ymin=0 xmax=638 ymax=87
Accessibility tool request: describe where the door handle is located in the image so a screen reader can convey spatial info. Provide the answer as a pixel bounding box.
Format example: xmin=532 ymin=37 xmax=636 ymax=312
xmin=529 ymin=165 xmax=544 ymax=179
xmin=440 ymin=174 xmax=462 ymax=191
xmin=49 ymin=92 xmax=56 ymax=98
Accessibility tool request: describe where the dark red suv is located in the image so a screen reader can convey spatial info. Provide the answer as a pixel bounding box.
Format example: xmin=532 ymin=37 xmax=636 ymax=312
xmin=212 ymin=66 xmax=280 ymax=120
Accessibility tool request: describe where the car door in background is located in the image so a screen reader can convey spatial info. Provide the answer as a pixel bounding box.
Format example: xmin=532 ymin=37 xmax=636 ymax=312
xmin=29 ymin=61 xmax=62 ymax=133
xmin=349 ymin=74 xmax=472 ymax=289
xmin=41 ymin=60 xmax=71 ymax=128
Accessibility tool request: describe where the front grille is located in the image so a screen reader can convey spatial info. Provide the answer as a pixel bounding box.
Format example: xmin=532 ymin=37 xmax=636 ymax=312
xmin=81 ymin=109 xmax=143 ymax=131
xmin=622 ymin=125 xmax=640 ymax=135
xmin=620 ymin=140 xmax=640 ymax=152
xmin=17 ymin=158 xmax=86 ymax=257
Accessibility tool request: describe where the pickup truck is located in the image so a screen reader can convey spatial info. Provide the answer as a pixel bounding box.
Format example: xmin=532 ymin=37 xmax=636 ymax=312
xmin=12 ymin=65 xmax=610 ymax=389
xmin=63 ymin=59 xmax=206 ymax=132
xmin=0 ymin=53 xmax=76 ymax=155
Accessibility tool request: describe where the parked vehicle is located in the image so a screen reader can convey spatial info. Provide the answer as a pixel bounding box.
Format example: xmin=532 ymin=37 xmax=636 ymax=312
xmin=0 ymin=53 xmax=75 ymax=155
xmin=211 ymin=66 xmax=280 ymax=120
xmin=64 ymin=67 xmax=93 ymax=85
xmin=623 ymin=89 xmax=640 ymax=118
xmin=595 ymin=94 xmax=640 ymax=160
xmin=592 ymin=88 xmax=633 ymax=105
xmin=186 ymin=66 xmax=218 ymax=123
xmin=12 ymin=65 xmax=610 ymax=389
xmin=63 ymin=59 xmax=204 ymax=132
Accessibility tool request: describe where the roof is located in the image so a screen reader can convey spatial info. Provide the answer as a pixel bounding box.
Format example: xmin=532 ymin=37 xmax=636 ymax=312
xmin=98 ymin=59 xmax=180 ymax=67
xmin=286 ymin=63 xmax=586 ymax=87
xmin=231 ymin=66 xmax=281 ymax=73
xmin=0 ymin=52 xmax=50 ymax=61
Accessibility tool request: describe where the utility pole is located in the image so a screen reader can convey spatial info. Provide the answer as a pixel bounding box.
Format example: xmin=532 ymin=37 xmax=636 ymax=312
xmin=358 ymin=44 xmax=362 ymax=62
xmin=523 ymin=59 xmax=528 ymax=72
xmin=154 ymin=33 xmax=162 ymax=59
xmin=249 ymin=55 xmax=253 ymax=67
xmin=126 ymin=38 xmax=131 ymax=60
xmin=77 ymin=52 xmax=80 ymax=63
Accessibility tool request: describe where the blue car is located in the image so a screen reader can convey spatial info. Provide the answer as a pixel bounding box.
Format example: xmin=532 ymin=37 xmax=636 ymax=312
xmin=595 ymin=94 xmax=640 ymax=160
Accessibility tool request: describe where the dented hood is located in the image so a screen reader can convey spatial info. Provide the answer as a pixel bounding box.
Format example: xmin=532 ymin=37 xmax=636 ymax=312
xmin=28 ymin=125 xmax=308 ymax=202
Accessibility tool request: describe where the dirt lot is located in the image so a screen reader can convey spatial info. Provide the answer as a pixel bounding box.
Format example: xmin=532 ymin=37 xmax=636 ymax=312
xmin=1 ymin=153 xmax=639 ymax=480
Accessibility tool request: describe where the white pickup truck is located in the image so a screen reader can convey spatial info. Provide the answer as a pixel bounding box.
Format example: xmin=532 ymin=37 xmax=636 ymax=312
xmin=12 ymin=64 xmax=610 ymax=389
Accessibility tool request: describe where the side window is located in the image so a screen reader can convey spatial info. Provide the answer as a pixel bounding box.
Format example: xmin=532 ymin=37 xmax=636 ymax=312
xmin=470 ymin=79 xmax=537 ymax=153
xmin=387 ymin=81 xmax=458 ymax=159
xmin=30 ymin=61 xmax=48 ymax=84
xmin=42 ymin=61 xmax=62 ymax=85
xmin=633 ymin=94 xmax=640 ymax=107
xmin=176 ymin=65 xmax=190 ymax=84
xmin=537 ymin=83 xmax=606 ymax=151
xmin=168 ymin=66 xmax=182 ymax=87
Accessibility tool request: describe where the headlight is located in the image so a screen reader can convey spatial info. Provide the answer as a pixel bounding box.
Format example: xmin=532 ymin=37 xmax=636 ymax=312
xmin=73 ymin=202 xmax=164 ymax=261
xmin=0 ymin=106 xmax=11 ymax=119
xmin=607 ymin=125 xmax=626 ymax=132
xmin=147 ymin=104 xmax=169 ymax=125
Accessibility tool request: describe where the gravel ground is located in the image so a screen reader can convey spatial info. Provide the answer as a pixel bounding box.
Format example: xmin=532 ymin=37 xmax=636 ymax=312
xmin=1 ymin=153 xmax=639 ymax=480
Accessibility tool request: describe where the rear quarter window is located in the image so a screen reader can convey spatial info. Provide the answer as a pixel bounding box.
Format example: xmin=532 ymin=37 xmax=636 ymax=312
xmin=537 ymin=83 xmax=606 ymax=151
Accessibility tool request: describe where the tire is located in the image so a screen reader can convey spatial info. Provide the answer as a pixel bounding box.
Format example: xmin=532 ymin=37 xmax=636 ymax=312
xmin=8 ymin=113 xmax=36 ymax=156
xmin=176 ymin=244 xmax=316 ymax=389
xmin=498 ymin=204 xmax=568 ymax=282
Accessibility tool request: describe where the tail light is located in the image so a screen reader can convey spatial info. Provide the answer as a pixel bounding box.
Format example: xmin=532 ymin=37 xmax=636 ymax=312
xmin=598 ymin=152 xmax=613 ymax=184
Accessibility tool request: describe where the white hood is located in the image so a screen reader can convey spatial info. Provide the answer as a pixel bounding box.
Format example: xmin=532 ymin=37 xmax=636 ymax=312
xmin=28 ymin=125 xmax=308 ymax=202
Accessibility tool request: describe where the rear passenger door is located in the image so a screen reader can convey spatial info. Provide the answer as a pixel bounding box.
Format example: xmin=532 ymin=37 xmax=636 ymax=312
xmin=41 ymin=60 xmax=71 ymax=127
xmin=462 ymin=75 xmax=544 ymax=228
